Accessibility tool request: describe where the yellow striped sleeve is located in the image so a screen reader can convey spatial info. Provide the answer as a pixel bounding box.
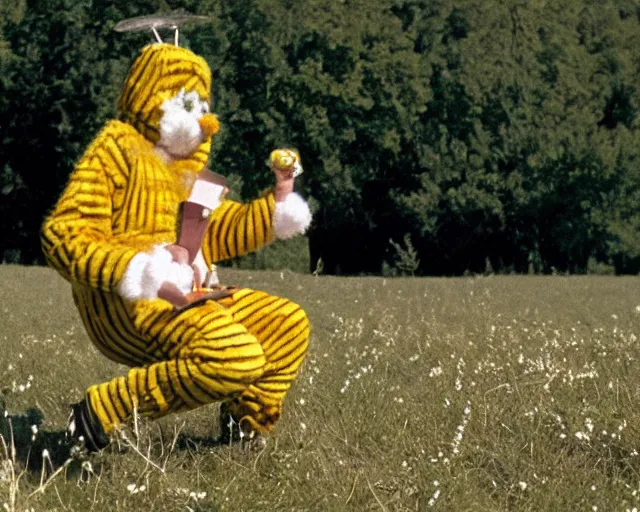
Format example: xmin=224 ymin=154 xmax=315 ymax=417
xmin=41 ymin=139 xmax=138 ymax=291
xmin=202 ymin=191 xmax=276 ymax=263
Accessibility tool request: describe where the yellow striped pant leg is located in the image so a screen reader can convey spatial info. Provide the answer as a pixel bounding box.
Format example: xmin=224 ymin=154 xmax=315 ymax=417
xmin=219 ymin=288 xmax=311 ymax=434
xmin=85 ymin=301 xmax=266 ymax=434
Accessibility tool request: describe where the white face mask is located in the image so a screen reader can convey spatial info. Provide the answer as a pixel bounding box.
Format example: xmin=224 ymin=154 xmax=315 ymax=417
xmin=157 ymin=88 xmax=210 ymax=158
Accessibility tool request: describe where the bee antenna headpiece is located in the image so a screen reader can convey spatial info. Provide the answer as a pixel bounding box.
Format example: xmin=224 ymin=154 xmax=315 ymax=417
xmin=114 ymin=13 xmax=213 ymax=47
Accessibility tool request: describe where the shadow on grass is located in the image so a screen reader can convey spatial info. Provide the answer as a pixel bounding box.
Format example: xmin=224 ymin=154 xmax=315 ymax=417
xmin=0 ymin=404 xmax=82 ymax=475
xmin=175 ymin=432 xmax=229 ymax=451
xmin=174 ymin=426 xmax=266 ymax=455
xmin=0 ymin=398 xmax=246 ymax=476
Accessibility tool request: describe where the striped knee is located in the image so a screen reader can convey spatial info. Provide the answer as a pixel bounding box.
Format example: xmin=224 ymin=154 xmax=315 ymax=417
xmin=178 ymin=346 xmax=266 ymax=408
xmin=181 ymin=319 xmax=268 ymax=401
xmin=222 ymin=300 xmax=311 ymax=435
xmin=261 ymin=302 xmax=310 ymax=375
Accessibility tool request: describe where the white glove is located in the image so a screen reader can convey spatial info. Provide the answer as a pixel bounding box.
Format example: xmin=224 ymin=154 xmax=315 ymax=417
xmin=118 ymin=246 xmax=194 ymax=301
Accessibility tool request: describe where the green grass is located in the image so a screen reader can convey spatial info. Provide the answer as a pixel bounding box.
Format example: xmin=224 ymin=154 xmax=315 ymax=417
xmin=1 ymin=265 xmax=640 ymax=511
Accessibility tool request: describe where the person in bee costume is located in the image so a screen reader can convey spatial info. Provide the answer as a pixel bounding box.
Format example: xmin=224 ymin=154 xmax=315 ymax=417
xmin=41 ymin=19 xmax=312 ymax=452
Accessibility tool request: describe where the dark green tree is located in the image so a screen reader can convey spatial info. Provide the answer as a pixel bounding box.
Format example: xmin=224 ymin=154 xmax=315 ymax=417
xmin=2 ymin=0 xmax=640 ymax=274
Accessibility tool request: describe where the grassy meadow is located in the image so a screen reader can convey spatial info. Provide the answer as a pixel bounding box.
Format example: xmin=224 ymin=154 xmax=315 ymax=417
xmin=1 ymin=264 xmax=640 ymax=511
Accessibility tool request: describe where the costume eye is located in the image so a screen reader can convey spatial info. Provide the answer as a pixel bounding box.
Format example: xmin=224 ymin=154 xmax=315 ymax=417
xmin=181 ymin=91 xmax=201 ymax=114
xmin=201 ymin=102 xmax=210 ymax=114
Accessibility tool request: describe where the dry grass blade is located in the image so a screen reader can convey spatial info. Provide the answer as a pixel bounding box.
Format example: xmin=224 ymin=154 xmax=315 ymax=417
xmin=366 ymin=477 xmax=388 ymax=511
xmin=345 ymin=472 xmax=358 ymax=505
xmin=28 ymin=458 xmax=73 ymax=499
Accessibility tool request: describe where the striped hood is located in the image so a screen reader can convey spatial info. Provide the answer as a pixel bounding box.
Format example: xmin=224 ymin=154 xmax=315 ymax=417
xmin=118 ymin=43 xmax=213 ymax=169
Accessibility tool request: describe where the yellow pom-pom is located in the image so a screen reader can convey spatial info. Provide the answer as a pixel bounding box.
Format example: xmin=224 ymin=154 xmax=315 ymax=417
xmin=198 ymin=113 xmax=220 ymax=138
xmin=270 ymin=149 xmax=300 ymax=171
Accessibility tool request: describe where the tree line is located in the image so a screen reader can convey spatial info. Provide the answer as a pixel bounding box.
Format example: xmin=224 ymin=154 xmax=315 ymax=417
xmin=1 ymin=0 xmax=640 ymax=275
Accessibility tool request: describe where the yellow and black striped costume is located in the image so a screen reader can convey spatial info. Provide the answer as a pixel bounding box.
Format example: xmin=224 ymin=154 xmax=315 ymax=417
xmin=41 ymin=43 xmax=310 ymax=437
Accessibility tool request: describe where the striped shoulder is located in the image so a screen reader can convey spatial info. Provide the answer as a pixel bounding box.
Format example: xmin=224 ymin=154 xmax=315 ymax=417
xmin=78 ymin=120 xmax=154 ymax=180
xmin=85 ymin=120 xmax=151 ymax=155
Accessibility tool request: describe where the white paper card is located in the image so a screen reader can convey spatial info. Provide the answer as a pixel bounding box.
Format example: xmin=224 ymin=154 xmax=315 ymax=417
xmin=188 ymin=179 xmax=226 ymax=210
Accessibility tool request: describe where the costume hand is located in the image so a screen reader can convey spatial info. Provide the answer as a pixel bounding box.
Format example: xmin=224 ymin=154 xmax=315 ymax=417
xmin=271 ymin=149 xmax=301 ymax=202
xmin=164 ymin=243 xmax=205 ymax=289
xmin=165 ymin=244 xmax=190 ymax=265
xmin=273 ymin=164 xmax=295 ymax=182
xmin=118 ymin=246 xmax=191 ymax=303
xmin=156 ymin=244 xmax=195 ymax=307
xmin=142 ymin=246 xmax=193 ymax=295
xmin=163 ymin=260 xmax=194 ymax=295
xmin=269 ymin=151 xmax=311 ymax=239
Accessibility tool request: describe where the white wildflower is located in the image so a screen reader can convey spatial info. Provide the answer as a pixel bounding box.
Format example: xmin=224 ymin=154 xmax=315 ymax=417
xmin=127 ymin=483 xmax=146 ymax=495
xmin=575 ymin=431 xmax=590 ymax=441
xmin=427 ymin=488 xmax=441 ymax=507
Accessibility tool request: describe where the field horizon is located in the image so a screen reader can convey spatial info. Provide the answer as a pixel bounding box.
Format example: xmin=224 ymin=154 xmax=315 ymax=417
xmin=1 ymin=264 xmax=639 ymax=511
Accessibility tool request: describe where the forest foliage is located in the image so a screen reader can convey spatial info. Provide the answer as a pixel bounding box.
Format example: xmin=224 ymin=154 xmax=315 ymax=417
xmin=1 ymin=0 xmax=640 ymax=275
